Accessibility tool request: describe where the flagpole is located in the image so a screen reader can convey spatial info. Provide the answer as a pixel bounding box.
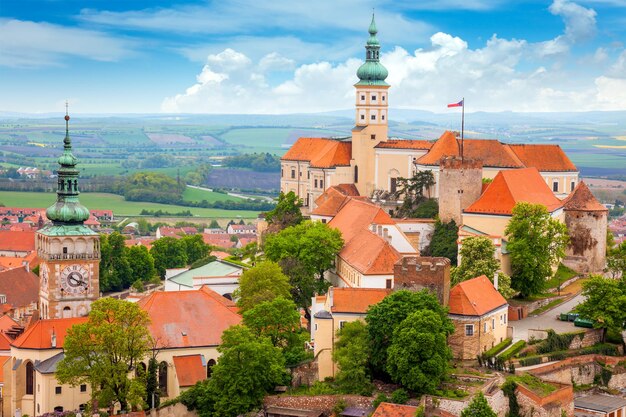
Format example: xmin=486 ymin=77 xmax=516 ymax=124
xmin=461 ymin=97 xmax=465 ymax=163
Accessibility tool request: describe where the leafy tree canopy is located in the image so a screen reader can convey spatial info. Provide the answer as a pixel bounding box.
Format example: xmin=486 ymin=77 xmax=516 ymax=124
xmin=264 ymin=191 xmax=303 ymax=231
xmin=332 ymin=320 xmax=373 ymax=396
xmin=180 ymin=234 xmax=211 ymax=265
xmin=233 ymin=261 xmax=292 ymax=313
xmin=115 ymin=172 xmax=185 ymax=205
xmin=394 ymin=170 xmax=436 ymax=218
xmin=505 ymin=202 xmax=569 ymax=298
xmin=423 ymin=220 xmax=459 ymax=265
xmin=607 ymin=241 xmax=626 ymax=279
xmin=150 ymin=237 xmax=188 ymax=277
xmin=461 ymin=392 xmax=497 ymax=417
xmin=127 ymin=245 xmax=157 ymax=283
xmin=576 ymin=275 xmax=626 ymax=340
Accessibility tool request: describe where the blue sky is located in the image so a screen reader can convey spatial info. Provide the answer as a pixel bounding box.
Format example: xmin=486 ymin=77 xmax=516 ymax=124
xmin=1 ymin=0 xmax=625 ymax=113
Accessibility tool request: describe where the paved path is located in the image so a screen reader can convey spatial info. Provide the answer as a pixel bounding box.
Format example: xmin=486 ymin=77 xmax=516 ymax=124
xmin=510 ymin=294 xmax=585 ymax=342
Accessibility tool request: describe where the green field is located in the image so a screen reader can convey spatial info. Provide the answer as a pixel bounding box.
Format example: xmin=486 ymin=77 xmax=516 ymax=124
xmin=182 ymin=187 xmax=244 ymax=203
xmin=0 ymin=191 xmax=259 ymax=218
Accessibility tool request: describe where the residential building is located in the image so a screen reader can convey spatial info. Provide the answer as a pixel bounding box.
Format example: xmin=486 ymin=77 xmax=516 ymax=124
xmin=447 ymin=275 xmax=509 ymax=360
xmin=574 ymin=394 xmax=626 ymax=417
xmin=0 ymin=267 xmax=39 ymax=322
xmin=226 ymin=224 xmax=256 ymax=235
xmin=164 ymin=260 xmax=243 ymax=299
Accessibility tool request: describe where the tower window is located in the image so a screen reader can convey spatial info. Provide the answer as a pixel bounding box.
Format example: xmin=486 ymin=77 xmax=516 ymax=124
xmin=371 ymin=115 xmax=376 ymax=120
xmin=552 ymin=181 xmax=559 ymax=192
xmin=382 ymin=96 xmax=386 ymax=101
xmin=371 ymin=134 xmax=376 ymax=140
xmin=361 ymin=95 xmax=365 ymax=100
xmin=291 ymin=169 xmax=295 ymax=179
xmin=63 ymin=247 xmax=68 ymax=254
xmin=382 ymin=115 xmax=385 ymax=120
xmin=571 ymin=181 xmax=575 ymax=192
xmin=314 ymin=179 xmax=318 ymax=188
xmin=360 ymin=114 xmax=365 ymax=120
xmin=371 ymin=95 xmax=377 ymax=101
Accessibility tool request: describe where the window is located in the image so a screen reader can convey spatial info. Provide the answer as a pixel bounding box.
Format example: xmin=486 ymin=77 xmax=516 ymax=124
xmin=553 ymin=181 xmax=559 ymax=192
xmin=63 ymin=247 xmax=68 ymax=254
xmin=80 ymin=384 xmax=87 ymax=393
xmin=382 ymin=96 xmax=386 ymax=101
xmin=361 ymin=95 xmax=365 ymax=100
xmin=371 ymin=114 xmax=376 ymax=120
xmin=320 ymin=180 xmax=324 ymax=188
xmin=504 ymin=314 xmax=507 ymax=324
xmin=54 ymin=407 xmax=64 ymax=413
xmin=26 ymin=362 xmax=34 ymax=395
xmin=382 ymin=115 xmax=385 ymax=120
xmin=55 ymin=386 xmax=62 ymax=395
xmin=354 ymin=165 xmax=359 ymax=183
xmin=207 ymin=359 xmax=216 ymax=379
xmin=299 ymin=171 xmax=302 ymax=177
xmin=314 ymin=323 xmax=318 ymax=331
xmin=360 ymin=114 xmax=365 ymax=120
xmin=158 ymin=361 xmax=168 ymax=396
xmin=307 ymin=172 xmax=310 ymax=179
xmin=281 ymin=169 xmax=283 ymax=177
xmin=314 ymin=179 xmax=318 ymax=188
xmin=390 ymin=178 xmax=397 ymax=194
xmin=291 ymin=169 xmax=295 ymax=179
xmin=571 ymin=181 xmax=575 ymax=192
xmin=386 ymin=279 xmax=392 ymax=289
xmin=465 ymin=325 xmax=474 ymax=336
xmin=322 ymin=219 xmax=327 ymax=224
xmin=370 ymin=134 xmax=376 ymax=140
xmin=371 ymin=95 xmax=377 ymax=101
xmin=484 ymin=322 xmax=488 ymax=333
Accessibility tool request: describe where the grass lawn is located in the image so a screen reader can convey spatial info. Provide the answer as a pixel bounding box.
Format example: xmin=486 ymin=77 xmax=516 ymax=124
xmin=545 ymin=264 xmax=578 ymax=290
xmin=182 ymin=187 xmax=244 ymax=203
xmin=509 ymin=374 xmax=556 ymax=396
xmin=529 ymin=298 xmax=566 ymax=316
xmin=0 ymin=191 xmax=259 ymax=218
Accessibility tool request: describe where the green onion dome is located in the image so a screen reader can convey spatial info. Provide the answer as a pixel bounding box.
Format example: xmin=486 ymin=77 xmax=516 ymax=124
xmin=356 ymin=14 xmax=389 ymax=86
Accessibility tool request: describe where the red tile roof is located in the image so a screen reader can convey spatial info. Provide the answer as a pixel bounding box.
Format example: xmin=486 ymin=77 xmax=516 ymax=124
xmin=464 ymin=168 xmax=563 ymax=215
xmin=173 ymin=355 xmax=206 ymax=387
xmin=0 ymin=267 xmax=39 ymax=309
xmin=508 ymin=144 xmax=577 ymax=172
xmin=339 ymin=229 xmax=401 ymax=275
xmin=448 ymin=275 xmax=507 ymax=316
xmin=12 ymin=317 xmax=88 ymax=349
xmin=312 ymin=187 xmax=359 ymax=217
xmin=375 ymin=140 xmax=433 ymax=150
xmin=328 ymin=199 xmax=394 ymax=243
xmin=330 ymin=287 xmax=391 ymax=313
xmin=372 ymin=403 xmax=419 ymax=417
xmin=202 ymin=233 xmax=236 ymax=248
xmin=137 ymin=286 xmax=241 ymax=348
xmin=334 ymin=183 xmax=360 ymax=196
xmin=563 ymin=181 xmax=608 ymax=212
xmin=0 ymin=230 xmax=35 ymax=252
xmin=0 ymin=315 xmax=18 ymax=332
xmin=282 ymin=138 xmax=352 ymax=168
xmin=0 ymin=252 xmax=39 ymax=271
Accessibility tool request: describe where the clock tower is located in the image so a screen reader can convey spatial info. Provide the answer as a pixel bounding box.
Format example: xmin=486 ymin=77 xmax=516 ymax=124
xmin=36 ymin=107 xmax=100 ymax=319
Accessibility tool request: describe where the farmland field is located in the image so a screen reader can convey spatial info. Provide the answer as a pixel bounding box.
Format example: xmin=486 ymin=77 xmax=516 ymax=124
xmin=182 ymin=186 xmax=244 ymax=203
xmin=0 ymin=191 xmax=259 ymax=218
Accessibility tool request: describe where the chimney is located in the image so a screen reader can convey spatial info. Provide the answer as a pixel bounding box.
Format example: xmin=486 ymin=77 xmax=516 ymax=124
xmin=51 ymin=327 xmax=57 ymax=348
xmin=328 ymin=286 xmax=334 ymax=308
xmin=493 ymin=272 xmax=499 ymax=290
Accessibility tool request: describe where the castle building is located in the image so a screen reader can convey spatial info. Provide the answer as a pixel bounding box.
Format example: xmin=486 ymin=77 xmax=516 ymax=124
xmin=280 ymin=18 xmax=579 ymax=212
xmin=35 ymin=110 xmax=100 ymax=319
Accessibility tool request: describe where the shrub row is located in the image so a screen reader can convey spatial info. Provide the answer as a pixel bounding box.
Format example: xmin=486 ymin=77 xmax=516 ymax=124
xmin=500 ymin=341 xmax=526 ymax=361
xmin=484 ymin=338 xmax=513 ymax=358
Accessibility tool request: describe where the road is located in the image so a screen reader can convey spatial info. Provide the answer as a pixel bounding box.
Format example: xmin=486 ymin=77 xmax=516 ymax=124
xmin=510 ymin=294 xmax=585 ymax=342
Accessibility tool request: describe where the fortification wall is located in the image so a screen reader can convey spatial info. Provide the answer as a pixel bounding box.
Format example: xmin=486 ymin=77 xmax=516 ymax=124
xmin=438 ymin=157 xmax=483 ymax=225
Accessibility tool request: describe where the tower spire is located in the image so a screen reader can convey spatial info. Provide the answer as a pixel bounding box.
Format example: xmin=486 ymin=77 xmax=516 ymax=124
xmin=356 ymin=13 xmax=388 ymax=86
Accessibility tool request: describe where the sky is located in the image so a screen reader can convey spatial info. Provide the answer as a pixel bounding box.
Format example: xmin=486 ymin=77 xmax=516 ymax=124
xmin=1 ymin=0 xmax=625 ymax=114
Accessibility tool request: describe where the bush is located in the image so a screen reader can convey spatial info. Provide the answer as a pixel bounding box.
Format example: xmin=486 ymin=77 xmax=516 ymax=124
xmin=332 ymin=398 xmax=347 ymax=415
xmin=500 ymin=341 xmax=526 ymax=361
xmin=483 ymin=338 xmax=512 ymax=358
xmin=390 ymin=388 xmax=409 ymax=404
xmin=519 ymin=357 xmax=543 ymax=367
xmin=372 ymin=393 xmax=389 ymax=409
xmin=536 ymin=330 xmax=582 ymax=354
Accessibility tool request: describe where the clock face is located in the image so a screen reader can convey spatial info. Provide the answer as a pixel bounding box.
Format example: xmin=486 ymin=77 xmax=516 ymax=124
xmin=60 ymin=264 xmax=90 ymax=295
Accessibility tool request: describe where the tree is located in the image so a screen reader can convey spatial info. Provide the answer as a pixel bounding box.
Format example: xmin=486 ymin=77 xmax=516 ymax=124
xmin=278 ymin=257 xmax=327 ymax=322
xmin=242 ymin=297 xmax=307 ymax=365
xmin=576 ymin=275 xmax=626 ymax=341
xmin=461 ymin=392 xmax=497 ymax=417
xmin=505 ymin=202 xmax=569 ymax=298
xmin=127 ymin=245 xmax=156 ymax=282
xmin=606 ymin=242 xmax=626 ymax=279
xmin=264 ymin=191 xmax=303 ymax=231
xmin=145 ymin=357 xmax=159 ymax=409
xmin=394 ymin=170 xmax=436 ymax=218
xmin=366 ymin=290 xmax=453 ymax=376
xmin=209 ymin=219 xmax=220 ymax=229
xmin=332 ymin=320 xmax=373 ymax=395
xmin=100 ymin=232 xmax=133 ymax=292
xmin=150 ymin=237 xmax=188 ymax=277
xmin=423 ymin=220 xmax=459 ymax=265
xmin=386 ymin=310 xmax=452 ymax=394
xmin=180 ymin=326 xmax=287 ymax=417
xmin=180 ymin=234 xmax=211 ymax=264
xmin=56 ymin=298 xmax=152 ymax=412
xmin=233 ymin=261 xmax=292 ymax=313
xmin=452 ymin=236 xmax=516 ymax=298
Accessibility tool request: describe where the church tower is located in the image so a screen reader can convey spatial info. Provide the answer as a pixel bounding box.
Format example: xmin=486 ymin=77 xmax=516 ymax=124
xmin=351 ymin=14 xmax=390 ymax=196
xmin=36 ymin=107 xmax=100 ymax=319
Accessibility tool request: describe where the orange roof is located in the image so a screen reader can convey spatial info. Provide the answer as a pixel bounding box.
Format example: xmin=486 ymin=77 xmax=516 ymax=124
xmin=328 ymin=199 xmax=394 ymax=243
xmin=312 ymin=187 xmax=358 ymax=217
xmin=416 ymin=131 xmax=462 ymax=165
xmin=372 ymin=403 xmax=419 ymax=417
xmin=375 ymin=140 xmax=433 ymax=150
xmin=202 ymin=233 xmax=236 ymax=248
xmin=173 ymin=355 xmax=206 ymax=387
xmin=137 ymin=286 xmax=241 ymax=348
xmin=12 ymin=317 xmax=88 ymax=349
xmin=448 ymin=275 xmax=507 ymax=316
xmin=330 ymin=287 xmax=391 ymax=313
xmin=339 ymin=229 xmax=401 ymax=275
xmin=563 ymin=181 xmax=608 ymax=212
xmin=0 ymin=315 xmax=18 ymax=332
xmin=334 ymin=183 xmax=360 ymax=196
xmin=0 ymin=252 xmax=39 ymax=271
xmin=0 ymin=266 xmax=39 ymax=309
xmin=464 ymin=168 xmax=563 ymax=215
xmin=282 ymin=138 xmax=352 ymax=168
xmin=0 ymin=230 xmax=35 ymax=252
xmin=508 ymin=144 xmax=577 ymax=172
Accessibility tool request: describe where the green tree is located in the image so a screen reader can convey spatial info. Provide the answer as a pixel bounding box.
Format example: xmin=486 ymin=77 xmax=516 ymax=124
xmin=116 ymin=172 xmax=186 ymax=204
xmin=150 ymin=237 xmax=188 ymax=277
xmin=423 ymin=220 xmax=459 ymax=265
xmin=386 ymin=310 xmax=452 ymax=394
xmin=100 ymin=232 xmax=133 ymax=292
xmin=145 ymin=357 xmax=159 ymax=409
xmin=452 ymin=236 xmax=515 ymax=298
xmin=242 ymin=297 xmax=306 ymax=365
xmin=127 ymin=245 xmax=156 ymax=282
xmin=56 ymin=298 xmax=152 ymax=412
xmin=366 ymin=290 xmax=453 ymax=376
xmin=394 ymin=170 xmax=436 ymax=217
xmin=461 ymin=392 xmax=497 ymax=417
xmin=181 ymin=234 xmax=211 ymax=264
xmin=505 ymin=202 xmax=569 ymax=298
xmin=209 ymin=219 xmax=220 ymax=229
xmin=265 ymin=191 xmax=303 ymax=231
xmin=233 ymin=261 xmax=292 ymax=312
xmin=576 ymin=275 xmax=626 ymax=341
xmin=180 ymin=326 xmax=287 ymax=417
xmin=332 ymin=320 xmax=373 ymax=395
xmin=278 ymin=257 xmax=326 ymax=322
xmin=606 ymin=242 xmax=626 ymax=279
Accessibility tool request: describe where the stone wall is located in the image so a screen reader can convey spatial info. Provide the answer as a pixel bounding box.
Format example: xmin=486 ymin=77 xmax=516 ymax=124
xmin=289 ymin=360 xmax=318 ymax=388
xmin=515 ymin=383 xmax=574 ymax=417
xmin=568 ymin=329 xmax=603 ymax=350
xmin=564 ymin=210 xmax=607 ymax=273
xmin=393 ymin=256 xmax=451 ymax=305
xmin=438 ymin=157 xmax=483 ymax=225
xmin=529 ymin=355 xmax=625 ymax=387
xmin=264 ymin=395 xmax=372 ymax=415
xmin=151 ymin=403 xmax=198 ymax=417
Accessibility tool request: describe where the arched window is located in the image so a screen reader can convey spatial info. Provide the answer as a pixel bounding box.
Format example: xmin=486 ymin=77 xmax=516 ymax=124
xmin=354 ymin=165 xmax=359 ymax=183
xmin=207 ymin=359 xmax=216 ymax=379
xmin=63 ymin=306 xmax=71 ymax=318
xmin=54 ymin=406 xmax=64 ymax=412
xmin=158 ymin=361 xmax=168 ymax=396
xmin=26 ymin=361 xmax=34 ymax=395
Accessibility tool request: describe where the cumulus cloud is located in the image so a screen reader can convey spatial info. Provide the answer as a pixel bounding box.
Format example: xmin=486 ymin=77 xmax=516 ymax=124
xmin=0 ymin=19 xmax=135 ymax=68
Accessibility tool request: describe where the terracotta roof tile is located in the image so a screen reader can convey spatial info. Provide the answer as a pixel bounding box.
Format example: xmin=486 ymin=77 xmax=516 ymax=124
xmin=202 ymin=233 xmax=236 ymax=248
xmin=339 ymin=229 xmax=401 ymax=275
xmin=508 ymin=144 xmax=577 ymax=172
xmin=0 ymin=230 xmax=35 ymax=252
xmin=0 ymin=267 xmax=39 ymax=309
xmin=282 ymin=138 xmax=352 ymax=168
xmin=330 ymin=287 xmax=391 ymax=313
xmin=372 ymin=403 xmax=419 ymax=417
xmin=12 ymin=317 xmax=88 ymax=349
xmin=0 ymin=315 xmax=18 ymax=332
xmin=464 ymin=167 xmax=563 ymax=215
xmin=416 ymin=131 xmax=463 ymax=166
xmin=334 ymin=183 xmax=360 ymax=196
xmin=173 ymin=355 xmax=206 ymax=387
xmin=563 ymin=181 xmax=608 ymax=212
xmin=375 ymin=140 xmax=433 ymax=150
xmin=312 ymin=187 xmax=354 ymax=217
xmin=448 ymin=275 xmax=507 ymax=316
xmin=328 ymin=199 xmax=394 ymax=243
xmin=137 ymin=286 xmax=241 ymax=348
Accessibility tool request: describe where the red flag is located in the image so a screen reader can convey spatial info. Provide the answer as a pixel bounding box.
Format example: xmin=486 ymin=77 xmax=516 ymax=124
xmin=447 ymin=99 xmax=464 ymax=108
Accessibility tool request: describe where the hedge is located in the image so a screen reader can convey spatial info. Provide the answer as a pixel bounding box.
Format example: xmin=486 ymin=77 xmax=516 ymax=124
xmin=484 ymin=338 xmax=513 ymax=358
xmin=500 ymin=341 xmax=526 ymax=361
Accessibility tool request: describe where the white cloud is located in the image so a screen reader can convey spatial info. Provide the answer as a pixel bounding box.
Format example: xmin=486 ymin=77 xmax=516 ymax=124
xmin=0 ymin=19 xmax=135 ymax=68
xmin=549 ymin=0 xmax=597 ymax=42
xmin=259 ymin=53 xmax=296 ymax=72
